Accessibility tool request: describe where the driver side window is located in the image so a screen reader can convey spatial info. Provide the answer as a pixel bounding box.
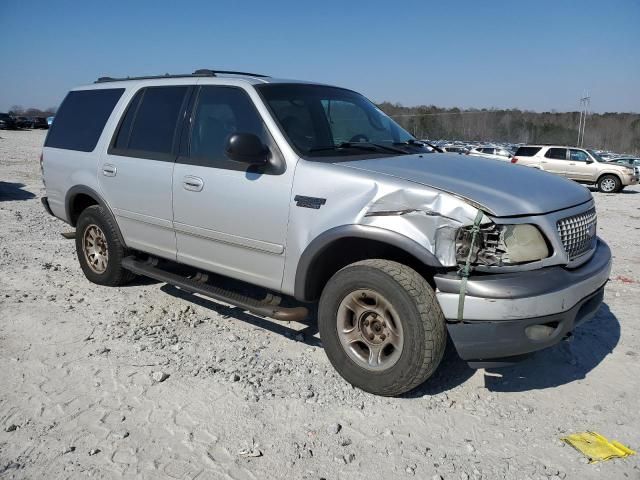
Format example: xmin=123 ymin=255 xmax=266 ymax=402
xmin=188 ymin=86 xmax=269 ymax=168
xmin=569 ymin=149 xmax=589 ymax=162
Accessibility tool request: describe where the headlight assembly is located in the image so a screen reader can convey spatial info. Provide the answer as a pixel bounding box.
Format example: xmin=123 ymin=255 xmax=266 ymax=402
xmin=456 ymin=223 xmax=549 ymax=267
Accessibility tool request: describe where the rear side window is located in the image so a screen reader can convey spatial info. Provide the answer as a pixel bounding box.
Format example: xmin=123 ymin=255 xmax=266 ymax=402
xmin=111 ymin=86 xmax=189 ymax=160
xmin=514 ymin=146 xmax=541 ymax=157
xmin=45 ymin=88 xmax=124 ymax=152
xmin=545 ymin=148 xmax=567 ymax=160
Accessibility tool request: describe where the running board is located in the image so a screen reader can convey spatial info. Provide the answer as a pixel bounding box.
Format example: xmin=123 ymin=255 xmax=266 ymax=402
xmin=121 ymin=256 xmax=308 ymax=322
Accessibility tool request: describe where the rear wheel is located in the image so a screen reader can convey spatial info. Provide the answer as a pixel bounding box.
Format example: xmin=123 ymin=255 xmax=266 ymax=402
xmin=75 ymin=205 xmax=135 ymax=286
xmin=597 ymin=174 xmax=621 ymax=193
xmin=318 ymin=259 xmax=446 ymax=396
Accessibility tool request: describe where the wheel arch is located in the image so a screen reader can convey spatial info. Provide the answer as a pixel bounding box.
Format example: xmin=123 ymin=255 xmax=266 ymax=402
xmin=65 ymin=186 xmax=126 ymax=246
xmin=294 ymin=225 xmax=444 ymax=302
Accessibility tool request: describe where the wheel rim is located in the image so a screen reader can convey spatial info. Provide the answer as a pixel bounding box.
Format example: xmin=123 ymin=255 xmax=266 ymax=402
xmin=83 ymin=224 xmax=109 ymax=274
xmin=601 ymin=178 xmax=616 ymax=192
xmin=336 ymin=289 xmax=404 ymax=371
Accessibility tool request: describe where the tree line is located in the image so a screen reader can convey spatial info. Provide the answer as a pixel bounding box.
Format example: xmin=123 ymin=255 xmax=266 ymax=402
xmin=8 ymin=105 xmax=57 ymax=117
xmin=378 ymin=102 xmax=640 ymax=155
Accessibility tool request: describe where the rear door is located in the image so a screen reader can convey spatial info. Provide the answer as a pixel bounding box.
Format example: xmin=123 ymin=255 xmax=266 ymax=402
xmin=171 ymin=85 xmax=293 ymax=290
xmin=566 ymin=149 xmax=595 ymax=181
xmin=541 ymin=148 xmax=568 ymax=176
xmin=98 ymin=85 xmax=192 ymax=260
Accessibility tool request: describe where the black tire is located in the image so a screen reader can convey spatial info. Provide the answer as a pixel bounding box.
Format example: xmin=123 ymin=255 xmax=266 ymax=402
xmin=318 ymin=259 xmax=446 ymax=396
xmin=75 ymin=205 xmax=135 ymax=286
xmin=597 ymin=174 xmax=621 ymax=193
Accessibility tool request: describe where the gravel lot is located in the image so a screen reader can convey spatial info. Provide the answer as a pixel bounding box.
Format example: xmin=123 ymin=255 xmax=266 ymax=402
xmin=1 ymin=129 xmax=639 ymax=479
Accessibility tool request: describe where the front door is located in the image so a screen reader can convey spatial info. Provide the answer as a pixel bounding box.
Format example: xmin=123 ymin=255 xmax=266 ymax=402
xmin=172 ymin=85 xmax=294 ymax=290
xmin=566 ymin=149 xmax=596 ymax=181
xmin=99 ymin=85 xmax=192 ymax=260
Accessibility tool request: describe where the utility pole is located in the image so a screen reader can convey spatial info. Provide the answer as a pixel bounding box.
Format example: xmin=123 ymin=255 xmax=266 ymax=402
xmin=577 ymin=92 xmax=590 ymax=147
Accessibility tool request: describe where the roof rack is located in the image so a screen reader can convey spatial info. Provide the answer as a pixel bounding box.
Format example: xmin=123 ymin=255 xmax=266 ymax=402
xmin=95 ymin=69 xmax=269 ymax=83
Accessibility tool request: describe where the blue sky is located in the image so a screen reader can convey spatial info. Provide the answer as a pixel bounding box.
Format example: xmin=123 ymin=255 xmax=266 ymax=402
xmin=1 ymin=0 xmax=638 ymax=113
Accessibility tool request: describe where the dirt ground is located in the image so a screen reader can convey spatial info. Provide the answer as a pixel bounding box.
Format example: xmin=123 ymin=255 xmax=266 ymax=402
xmin=1 ymin=129 xmax=639 ymax=480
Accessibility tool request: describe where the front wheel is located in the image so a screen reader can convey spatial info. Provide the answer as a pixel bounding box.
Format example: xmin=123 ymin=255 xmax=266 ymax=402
xmin=597 ymin=174 xmax=621 ymax=193
xmin=318 ymin=259 xmax=446 ymax=396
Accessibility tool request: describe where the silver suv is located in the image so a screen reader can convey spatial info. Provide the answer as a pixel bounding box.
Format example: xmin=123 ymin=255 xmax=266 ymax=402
xmin=41 ymin=70 xmax=612 ymax=396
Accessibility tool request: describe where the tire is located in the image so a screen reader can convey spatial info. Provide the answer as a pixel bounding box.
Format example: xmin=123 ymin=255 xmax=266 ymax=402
xmin=75 ymin=205 xmax=136 ymax=286
xmin=597 ymin=174 xmax=621 ymax=193
xmin=318 ymin=259 xmax=446 ymax=396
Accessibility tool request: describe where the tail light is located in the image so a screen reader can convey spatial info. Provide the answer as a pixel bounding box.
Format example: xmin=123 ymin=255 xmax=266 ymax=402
xmin=511 ymin=157 xmax=518 ymax=164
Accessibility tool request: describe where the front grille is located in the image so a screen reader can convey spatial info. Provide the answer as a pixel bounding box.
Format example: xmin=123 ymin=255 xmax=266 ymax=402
xmin=556 ymin=207 xmax=597 ymax=260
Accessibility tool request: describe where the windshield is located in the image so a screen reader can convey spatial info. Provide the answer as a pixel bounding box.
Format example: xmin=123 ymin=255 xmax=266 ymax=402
xmin=256 ymin=84 xmax=415 ymax=158
xmin=587 ymin=149 xmax=603 ymax=162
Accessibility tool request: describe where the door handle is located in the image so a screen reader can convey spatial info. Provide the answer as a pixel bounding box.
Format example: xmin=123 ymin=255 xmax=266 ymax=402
xmin=569 ymin=162 xmax=576 ymax=165
xmin=102 ymin=164 xmax=117 ymax=177
xmin=541 ymin=161 xmax=548 ymax=163
xmin=183 ymin=176 xmax=204 ymax=192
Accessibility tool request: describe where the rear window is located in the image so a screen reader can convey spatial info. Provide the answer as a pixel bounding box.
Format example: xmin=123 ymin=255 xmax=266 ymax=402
xmin=545 ymin=148 xmax=567 ymax=160
xmin=111 ymin=86 xmax=189 ymax=159
xmin=45 ymin=88 xmax=124 ymax=152
xmin=514 ymin=146 xmax=542 ymax=157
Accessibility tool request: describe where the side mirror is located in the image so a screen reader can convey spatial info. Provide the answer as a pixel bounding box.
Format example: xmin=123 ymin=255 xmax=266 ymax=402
xmin=226 ymin=133 xmax=269 ymax=165
xmin=586 ymin=158 xmax=594 ymax=164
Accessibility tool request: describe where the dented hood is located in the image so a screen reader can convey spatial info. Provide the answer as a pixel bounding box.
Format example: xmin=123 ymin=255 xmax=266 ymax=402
xmin=339 ymin=153 xmax=592 ymax=217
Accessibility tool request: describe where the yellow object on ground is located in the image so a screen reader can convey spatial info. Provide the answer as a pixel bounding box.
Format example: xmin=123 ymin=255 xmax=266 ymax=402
xmin=561 ymin=432 xmax=636 ymax=464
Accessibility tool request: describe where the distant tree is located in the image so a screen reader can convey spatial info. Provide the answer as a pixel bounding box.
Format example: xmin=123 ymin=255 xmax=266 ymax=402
xmin=9 ymin=105 xmax=24 ymax=115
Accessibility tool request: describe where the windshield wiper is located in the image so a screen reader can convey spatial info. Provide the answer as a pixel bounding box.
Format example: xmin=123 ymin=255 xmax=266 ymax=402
xmin=393 ymin=139 xmax=443 ymax=153
xmin=308 ymin=142 xmax=407 ymax=154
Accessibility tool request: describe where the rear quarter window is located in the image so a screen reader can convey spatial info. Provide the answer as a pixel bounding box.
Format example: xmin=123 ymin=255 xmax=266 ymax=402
xmin=514 ymin=146 xmax=542 ymax=157
xmin=44 ymin=88 xmax=124 ymax=152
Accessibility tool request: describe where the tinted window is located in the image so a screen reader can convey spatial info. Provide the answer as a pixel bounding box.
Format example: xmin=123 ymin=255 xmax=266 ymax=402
xmin=514 ymin=146 xmax=541 ymax=157
xmin=545 ymin=148 xmax=567 ymax=160
xmin=569 ymin=149 xmax=589 ymax=162
xmin=189 ymin=86 xmax=269 ymax=167
xmin=113 ymin=90 xmax=143 ymax=150
xmin=45 ymin=88 xmax=124 ymax=151
xmin=481 ymin=148 xmax=495 ymax=154
xmin=127 ymin=86 xmax=188 ymax=154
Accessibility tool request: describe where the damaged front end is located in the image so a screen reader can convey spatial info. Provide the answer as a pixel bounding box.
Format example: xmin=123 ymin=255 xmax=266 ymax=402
xmin=455 ymin=222 xmax=550 ymax=269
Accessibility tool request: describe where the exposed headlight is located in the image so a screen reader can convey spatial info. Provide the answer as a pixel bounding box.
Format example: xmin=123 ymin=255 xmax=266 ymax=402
xmin=456 ymin=223 xmax=549 ymax=267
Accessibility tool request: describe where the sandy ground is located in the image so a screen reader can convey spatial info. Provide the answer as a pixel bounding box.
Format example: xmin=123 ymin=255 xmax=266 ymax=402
xmin=0 ymin=129 xmax=639 ymax=480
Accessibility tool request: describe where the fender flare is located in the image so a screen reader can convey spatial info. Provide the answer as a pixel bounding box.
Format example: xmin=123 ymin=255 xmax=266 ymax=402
xmin=65 ymin=185 xmax=127 ymax=246
xmin=294 ymin=224 xmax=443 ymax=301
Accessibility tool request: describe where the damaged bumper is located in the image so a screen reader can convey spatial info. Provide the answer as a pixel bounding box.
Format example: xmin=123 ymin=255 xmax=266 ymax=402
xmin=434 ymin=239 xmax=612 ymax=366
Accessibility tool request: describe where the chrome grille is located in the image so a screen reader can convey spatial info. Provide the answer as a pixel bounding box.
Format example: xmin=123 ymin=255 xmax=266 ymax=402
xmin=556 ymin=207 xmax=597 ymax=260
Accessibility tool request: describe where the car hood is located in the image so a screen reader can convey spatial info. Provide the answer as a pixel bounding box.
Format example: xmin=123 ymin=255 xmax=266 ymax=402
xmin=338 ymin=153 xmax=592 ymax=217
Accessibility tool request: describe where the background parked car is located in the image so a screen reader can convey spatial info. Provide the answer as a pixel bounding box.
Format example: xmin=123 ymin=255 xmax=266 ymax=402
xmin=30 ymin=117 xmax=49 ymax=129
xmin=467 ymin=146 xmax=513 ymax=161
xmin=14 ymin=116 xmax=33 ymax=128
xmin=608 ymin=157 xmax=640 ymax=177
xmin=512 ymin=145 xmax=639 ymax=192
xmin=0 ymin=113 xmax=18 ymax=129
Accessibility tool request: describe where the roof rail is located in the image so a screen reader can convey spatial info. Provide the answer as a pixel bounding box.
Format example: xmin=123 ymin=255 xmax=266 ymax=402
xmin=95 ymin=69 xmax=269 ymax=83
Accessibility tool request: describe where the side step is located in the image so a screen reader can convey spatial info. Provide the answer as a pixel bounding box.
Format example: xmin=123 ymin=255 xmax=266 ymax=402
xmin=121 ymin=256 xmax=308 ymax=322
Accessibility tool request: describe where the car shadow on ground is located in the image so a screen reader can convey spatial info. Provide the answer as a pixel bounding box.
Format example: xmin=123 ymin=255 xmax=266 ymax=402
xmin=406 ymin=303 xmax=619 ymax=397
xmin=151 ymin=275 xmax=619 ymax=396
xmin=588 ymin=186 xmax=639 ymax=194
xmin=159 ymin=283 xmax=322 ymax=348
xmin=482 ymin=303 xmax=619 ymax=392
xmin=0 ymin=181 xmax=35 ymax=201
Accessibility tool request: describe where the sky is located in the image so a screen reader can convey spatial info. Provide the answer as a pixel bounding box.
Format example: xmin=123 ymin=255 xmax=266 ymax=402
xmin=1 ymin=0 xmax=638 ymax=113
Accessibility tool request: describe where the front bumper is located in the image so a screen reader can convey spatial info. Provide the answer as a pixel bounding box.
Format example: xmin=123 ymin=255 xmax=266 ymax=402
xmin=434 ymin=239 xmax=612 ymax=365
